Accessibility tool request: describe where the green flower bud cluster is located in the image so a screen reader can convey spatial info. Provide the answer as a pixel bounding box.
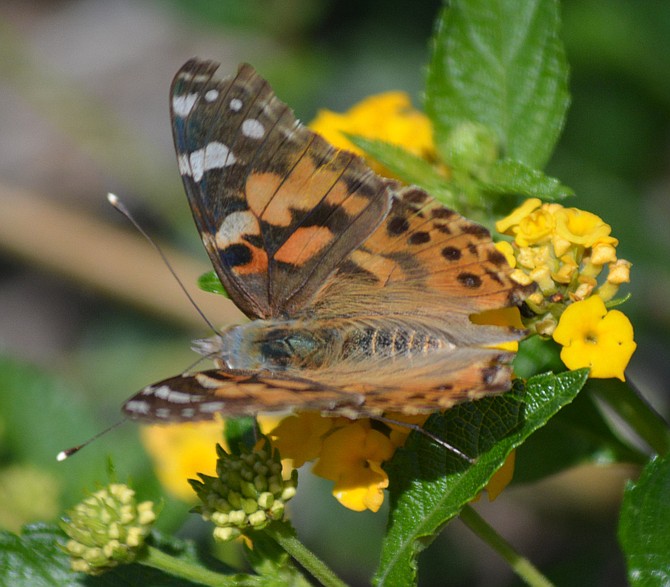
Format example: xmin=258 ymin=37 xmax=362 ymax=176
xmin=190 ymin=440 xmax=297 ymax=542
xmin=60 ymin=483 xmax=156 ymax=575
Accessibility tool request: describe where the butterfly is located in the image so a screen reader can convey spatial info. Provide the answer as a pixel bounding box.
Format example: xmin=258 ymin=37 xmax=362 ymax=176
xmin=122 ymin=59 xmax=533 ymax=424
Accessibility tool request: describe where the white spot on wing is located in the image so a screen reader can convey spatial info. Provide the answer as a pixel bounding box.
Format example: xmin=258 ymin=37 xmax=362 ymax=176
xmin=196 ymin=373 xmax=226 ymax=389
xmin=153 ymin=385 xmax=171 ymax=399
xmin=125 ymin=400 xmax=150 ymax=414
xmin=204 ymin=89 xmax=219 ymax=102
xmin=199 ymin=401 xmax=226 ymax=413
xmin=177 ymin=72 xmax=212 ymax=84
xmin=241 ymin=119 xmax=265 ymax=139
xmin=153 ymin=385 xmax=193 ymax=404
xmin=155 ymin=408 xmax=171 ymax=419
xmin=177 ymin=154 xmax=192 ymax=176
xmin=181 ymin=408 xmax=196 ymax=418
xmin=216 ymin=211 xmax=260 ymax=248
xmin=229 ymin=98 xmax=243 ymax=111
xmin=172 ymin=93 xmax=198 ymax=117
xmin=189 ymin=142 xmax=237 ymax=182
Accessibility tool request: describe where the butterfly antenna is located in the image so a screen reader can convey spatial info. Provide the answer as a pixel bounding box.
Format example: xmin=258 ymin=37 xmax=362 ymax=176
xmin=56 ymin=418 xmax=127 ymax=461
xmin=107 ymin=193 xmax=219 ymax=335
xmin=374 ymin=415 xmax=476 ymax=464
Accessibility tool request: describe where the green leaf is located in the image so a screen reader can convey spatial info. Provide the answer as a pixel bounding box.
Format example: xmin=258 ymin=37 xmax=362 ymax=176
xmin=618 ymin=454 xmax=670 ymax=586
xmin=346 ymin=135 xmax=458 ymax=208
xmin=198 ymin=271 xmax=229 ymax=297
xmin=483 ymin=159 xmax=574 ymax=201
xmin=0 ymin=524 xmax=79 ymax=587
xmin=0 ymin=524 xmax=193 ymax=586
xmin=375 ymin=369 xmax=588 ymax=586
xmin=426 ymin=0 xmax=570 ymax=169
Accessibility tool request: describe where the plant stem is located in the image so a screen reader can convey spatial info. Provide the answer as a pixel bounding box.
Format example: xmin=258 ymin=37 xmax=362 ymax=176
xmin=265 ymin=522 xmax=348 ymax=587
xmin=460 ymin=505 xmax=554 ymax=587
xmin=140 ymin=545 xmax=260 ymax=587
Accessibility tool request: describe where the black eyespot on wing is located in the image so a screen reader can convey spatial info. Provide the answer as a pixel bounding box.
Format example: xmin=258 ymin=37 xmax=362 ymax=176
xmin=221 ymin=243 xmax=252 ymax=267
xmin=387 ymin=216 xmax=410 ymax=236
xmin=488 ymin=249 xmax=508 ymax=266
xmin=431 ymin=208 xmax=455 ymax=219
xmin=408 ymin=231 xmax=431 ymax=245
xmin=463 ymin=224 xmax=490 ymax=239
xmin=458 ymin=272 xmax=483 ymax=288
xmin=403 ymin=189 xmax=429 ymax=204
xmin=442 ymin=246 xmax=462 ymax=261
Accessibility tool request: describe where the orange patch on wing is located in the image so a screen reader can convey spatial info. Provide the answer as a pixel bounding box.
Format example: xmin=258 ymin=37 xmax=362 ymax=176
xmin=324 ymin=181 xmax=373 ymax=217
xmin=264 ymin=157 xmax=346 ymax=225
xmin=246 ymin=172 xmax=284 ymax=220
xmin=350 ymin=249 xmax=405 ymax=284
xmin=274 ymin=225 xmax=334 ymax=265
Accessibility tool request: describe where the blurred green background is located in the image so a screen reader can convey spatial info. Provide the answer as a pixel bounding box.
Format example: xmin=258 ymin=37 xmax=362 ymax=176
xmin=0 ymin=1 xmax=667 ymax=585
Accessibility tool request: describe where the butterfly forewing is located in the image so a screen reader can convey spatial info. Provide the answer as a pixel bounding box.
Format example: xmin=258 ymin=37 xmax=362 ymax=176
xmin=171 ymin=60 xmax=392 ymax=319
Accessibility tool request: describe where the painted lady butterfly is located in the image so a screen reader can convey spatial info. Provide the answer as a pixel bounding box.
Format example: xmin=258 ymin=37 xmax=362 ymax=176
xmin=122 ymin=60 xmax=533 ymax=424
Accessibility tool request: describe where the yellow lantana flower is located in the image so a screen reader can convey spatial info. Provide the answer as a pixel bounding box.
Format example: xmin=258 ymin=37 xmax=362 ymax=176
xmin=496 ymin=198 xmax=632 ymax=333
xmin=268 ymin=412 xmax=338 ymax=468
xmin=495 ymin=197 xmax=541 ymax=233
xmin=312 ymin=422 xmax=395 ymax=512
xmin=471 ymin=450 xmax=517 ymax=503
xmin=553 ymin=208 xmax=612 ymax=248
xmin=514 ymin=204 xmax=559 ymax=247
xmin=141 ymin=419 xmax=225 ymax=501
xmin=310 ymin=91 xmax=435 ymax=175
xmin=486 ymin=450 xmax=516 ymax=501
xmin=552 ymin=295 xmax=636 ymax=381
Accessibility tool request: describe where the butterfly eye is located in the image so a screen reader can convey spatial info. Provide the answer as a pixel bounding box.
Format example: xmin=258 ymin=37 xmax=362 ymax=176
xmin=258 ymin=327 xmax=332 ymax=370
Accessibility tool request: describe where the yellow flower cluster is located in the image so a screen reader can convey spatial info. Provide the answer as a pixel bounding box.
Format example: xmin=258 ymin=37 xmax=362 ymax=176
xmin=496 ymin=198 xmax=632 ymax=333
xmin=309 ymin=91 xmax=435 ymax=175
xmin=268 ymin=413 xmax=410 ymax=512
xmin=496 ymin=198 xmax=636 ymax=379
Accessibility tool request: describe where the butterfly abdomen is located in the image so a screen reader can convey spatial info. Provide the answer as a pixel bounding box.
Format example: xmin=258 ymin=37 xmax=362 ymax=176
xmin=341 ymin=326 xmax=448 ymax=360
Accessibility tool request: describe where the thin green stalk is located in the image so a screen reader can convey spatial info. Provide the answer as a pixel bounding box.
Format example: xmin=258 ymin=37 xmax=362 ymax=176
xmin=460 ymin=505 xmax=554 ymax=587
xmin=140 ymin=544 xmax=261 ymax=587
xmin=264 ymin=522 xmax=348 ymax=587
